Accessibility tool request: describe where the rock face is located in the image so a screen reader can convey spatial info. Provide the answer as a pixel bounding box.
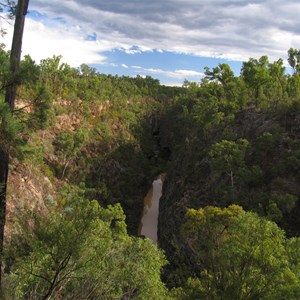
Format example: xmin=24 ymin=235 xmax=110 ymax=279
xmin=157 ymin=108 xmax=300 ymax=285
xmin=5 ymin=159 xmax=57 ymax=243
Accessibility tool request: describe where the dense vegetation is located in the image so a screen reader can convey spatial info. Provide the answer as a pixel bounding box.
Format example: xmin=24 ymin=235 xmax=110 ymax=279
xmin=1 ymin=41 xmax=300 ymax=298
xmin=158 ymin=53 xmax=300 ymax=295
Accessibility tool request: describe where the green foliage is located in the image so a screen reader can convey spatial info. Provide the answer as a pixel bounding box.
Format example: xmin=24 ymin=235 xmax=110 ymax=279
xmin=209 ymin=139 xmax=249 ymax=187
xmin=3 ymin=46 xmax=300 ymax=299
xmin=241 ymin=56 xmax=270 ymax=102
xmin=5 ymin=195 xmax=169 ymax=299
xmin=170 ymin=277 xmax=204 ymax=300
xmin=0 ymin=100 xmax=22 ymax=152
xmin=204 ymin=63 xmax=235 ymax=86
xmin=182 ymin=205 xmax=244 ymax=269
xmin=158 ymin=51 xmax=300 ymax=289
xmin=240 ymin=56 xmax=289 ymax=109
xmin=0 ymin=44 xmax=10 ymax=91
xmin=181 ymin=206 xmax=300 ymax=299
xmin=270 ymin=193 xmax=297 ymax=215
xmin=193 ymin=95 xmax=225 ymax=131
xmin=288 ymin=48 xmax=300 ymax=75
xmin=53 ymin=128 xmax=89 ymax=178
xmin=18 ymin=55 xmax=40 ymax=85
xmin=88 ymin=140 xmax=154 ymax=234
xmin=0 ymin=48 xmax=52 ymax=161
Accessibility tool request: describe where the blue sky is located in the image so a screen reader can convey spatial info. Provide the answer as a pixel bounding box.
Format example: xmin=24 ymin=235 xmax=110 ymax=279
xmin=94 ymin=49 xmax=243 ymax=85
xmin=1 ymin=0 xmax=300 ymax=85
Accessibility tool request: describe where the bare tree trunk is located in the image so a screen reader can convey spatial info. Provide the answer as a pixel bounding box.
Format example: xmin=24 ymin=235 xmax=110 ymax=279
xmin=230 ymin=170 xmax=234 ymax=187
xmin=0 ymin=0 xmax=29 ymax=288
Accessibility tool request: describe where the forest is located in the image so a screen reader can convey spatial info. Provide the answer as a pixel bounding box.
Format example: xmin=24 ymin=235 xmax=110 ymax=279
xmin=1 ymin=42 xmax=300 ymax=298
xmin=2 ymin=2 xmax=300 ymax=299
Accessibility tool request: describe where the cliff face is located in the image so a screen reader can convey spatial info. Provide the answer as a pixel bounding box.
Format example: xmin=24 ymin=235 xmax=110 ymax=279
xmin=157 ymin=107 xmax=300 ymax=285
xmin=5 ymin=158 xmax=56 ymax=243
xmin=4 ymin=81 xmax=164 ymax=239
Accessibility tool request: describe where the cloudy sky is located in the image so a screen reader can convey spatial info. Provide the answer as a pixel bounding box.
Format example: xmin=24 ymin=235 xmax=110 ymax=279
xmin=1 ymin=0 xmax=300 ymax=85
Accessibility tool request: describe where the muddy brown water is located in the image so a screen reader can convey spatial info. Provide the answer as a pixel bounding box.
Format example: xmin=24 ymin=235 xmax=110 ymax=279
xmin=138 ymin=175 xmax=164 ymax=243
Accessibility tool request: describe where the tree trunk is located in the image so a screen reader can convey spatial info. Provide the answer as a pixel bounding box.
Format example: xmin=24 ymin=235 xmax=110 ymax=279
xmin=0 ymin=149 xmax=9 ymax=273
xmin=230 ymin=170 xmax=234 ymax=187
xmin=0 ymin=0 xmax=29 ymax=287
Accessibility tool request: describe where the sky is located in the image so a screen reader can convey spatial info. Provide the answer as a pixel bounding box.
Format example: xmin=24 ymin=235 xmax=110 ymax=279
xmin=1 ymin=0 xmax=300 ymax=86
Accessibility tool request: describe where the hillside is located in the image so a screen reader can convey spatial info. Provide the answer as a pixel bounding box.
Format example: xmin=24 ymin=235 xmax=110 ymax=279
xmin=1 ymin=48 xmax=300 ymax=298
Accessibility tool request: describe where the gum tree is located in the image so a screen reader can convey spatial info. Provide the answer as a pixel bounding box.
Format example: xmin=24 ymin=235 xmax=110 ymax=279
xmin=0 ymin=0 xmax=29 ymax=287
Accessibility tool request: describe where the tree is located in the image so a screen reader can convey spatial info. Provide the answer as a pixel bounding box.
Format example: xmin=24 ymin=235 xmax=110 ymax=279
xmin=241 ymin=55 xmax=290 ymax=110
xmin=5 ymin=194 xmax=169 ymax=299
xmin=265 ymin=58 xmax=287 ymax=110
xmin=200 ymin=63 xmax=248 ymax=124
xmin=0 ymin=0 xmax=29 ymax=287
xmin=209 ymin=139 xmax=249 ymax=187
xmin=241 ymin=56 xmax=271 ymax=107
xmin=53 ymin=129 xmax=89 ymax=179
xmin=0 ymin=44 xmax=10 ymax=92
xmin=180 ymin=205 xmax=300 ymax=300
xmin=288 ymin=48 xmax=300 ymax=75
xmin=204 ymin=63 xmax=235 ymax=87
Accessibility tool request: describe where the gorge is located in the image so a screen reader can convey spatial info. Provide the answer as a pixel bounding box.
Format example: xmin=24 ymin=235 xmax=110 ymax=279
xmin=2 ymin=49 xmax=300 ymax=298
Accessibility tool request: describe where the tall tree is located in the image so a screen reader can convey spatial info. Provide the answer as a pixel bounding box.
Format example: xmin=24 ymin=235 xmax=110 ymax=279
xmin=288 ymin=48 xmax=300 ymax=75
xmin=0 ymin=0 xmax=29 ymax=287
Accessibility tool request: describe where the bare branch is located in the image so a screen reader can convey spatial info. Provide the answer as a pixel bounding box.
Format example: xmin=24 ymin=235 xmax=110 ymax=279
xmin=13 ymin=103 xmax=31 ymax=113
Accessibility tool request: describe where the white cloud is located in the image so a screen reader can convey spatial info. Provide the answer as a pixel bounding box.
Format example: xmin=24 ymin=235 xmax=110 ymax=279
xmin=121 ymin=64 xmax=129 ymax=68
xmin=2 ymin=17 xmax=108 ymax=67
xmin=174 ymin=70 xmax=204 ymax=77
xmin=132 ymin=66 xmax=203 ymax=80
xmin=124 ymin=48 xmax=141 ymax=54
xmin=3 ymin=0 xmax=300 ymax=78
xmin=26 ymin=0 xmax=300 ymax=62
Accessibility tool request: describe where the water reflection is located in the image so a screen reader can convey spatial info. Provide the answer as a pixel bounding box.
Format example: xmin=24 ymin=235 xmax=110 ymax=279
xmin=138 ymin=175 xmax=163 ymax=243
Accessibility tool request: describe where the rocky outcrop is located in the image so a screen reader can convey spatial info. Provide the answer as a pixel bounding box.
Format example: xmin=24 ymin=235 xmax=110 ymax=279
xmin=5 ymin=159 xmax=57 ymax=242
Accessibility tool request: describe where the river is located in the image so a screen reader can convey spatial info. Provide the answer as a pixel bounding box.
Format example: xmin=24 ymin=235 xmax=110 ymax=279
xmin=138 ymin=175 xmax=163 ymax=244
